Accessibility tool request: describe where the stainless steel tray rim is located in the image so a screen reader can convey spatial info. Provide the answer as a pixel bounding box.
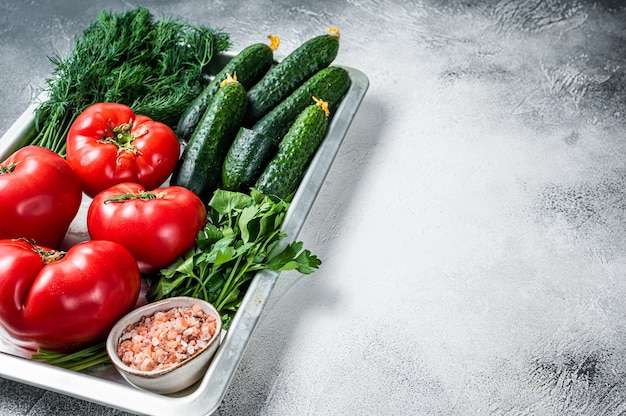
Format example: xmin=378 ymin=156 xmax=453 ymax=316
xmin=0 ymin=60 xmax=369 ymax=415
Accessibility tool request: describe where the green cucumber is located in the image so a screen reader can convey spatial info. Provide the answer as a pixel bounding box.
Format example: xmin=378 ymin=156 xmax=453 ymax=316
xmin=253 ymin=66 xmax=350 ymax=139
xmin=221 ymin=65 xmax=350 ymax=192
xmin=243 ymin=28 xmax=341 ymax=125
xmin=176 ymin=35 xmax=279 ymax=143
xmin=171 ymin=75 xmax=247 ymax=199
xmin=255 ymin=99 xmax=330 ymax=199
xmin=220 ymin=127 xmax=274 ymax=192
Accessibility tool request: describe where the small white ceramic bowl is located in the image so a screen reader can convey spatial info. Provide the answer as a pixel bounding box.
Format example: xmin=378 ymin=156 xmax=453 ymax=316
xmin=106 ymin=296 xmax=222 ymax=395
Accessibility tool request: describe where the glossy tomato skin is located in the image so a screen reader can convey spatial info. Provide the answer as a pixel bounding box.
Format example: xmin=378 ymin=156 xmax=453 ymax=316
xmin=0 ymin=239 xmax=141 ymax=352
xmin=66 ymin=102 xmax=180 ymax=198
xmin=87 ymin=182 xmax=207 ymax=274
xmin=0 ymin=146 xmax=82 ymax=248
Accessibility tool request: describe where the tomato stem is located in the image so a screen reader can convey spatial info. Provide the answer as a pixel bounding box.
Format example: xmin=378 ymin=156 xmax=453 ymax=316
xmin=0 ymin=164 xmax=16 ymax=174
xmin=104 ymin=191 xmax=164 ymax=203
xmin=99 ymin=119 xmax=139 ymax=155
xmin=16 ymin=238 xmax=66 ymax=264
xmin=32 ymin=245 xmax=66 ymax=264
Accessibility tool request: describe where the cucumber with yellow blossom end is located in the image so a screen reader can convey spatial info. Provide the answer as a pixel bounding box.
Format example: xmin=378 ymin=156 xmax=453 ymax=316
xmin=176 ymin=35 xmax=279 ymax=143
xmin=252 ymin=65 xmax=350 ymax=141
xmin=243 ymin=27 xmax=341 ymax=125
xmin=171 ymin=73 xmax=247 ymax=200
xmin=255 ymin=97 xmax=330 ymax=199
xmin=221 ymin=65 xmax=350 ymax=193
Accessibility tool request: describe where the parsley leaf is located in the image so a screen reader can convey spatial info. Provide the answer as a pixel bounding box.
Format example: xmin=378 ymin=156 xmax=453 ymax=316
xmin=147 ymin=189 xmax=321 ymax=328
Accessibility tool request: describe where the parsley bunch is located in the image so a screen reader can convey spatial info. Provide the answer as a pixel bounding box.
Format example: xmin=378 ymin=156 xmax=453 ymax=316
xmin=147 ymin=189 xmax=322 ymax=328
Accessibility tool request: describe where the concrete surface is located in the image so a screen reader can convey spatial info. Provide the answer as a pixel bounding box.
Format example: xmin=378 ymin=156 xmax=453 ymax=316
xmin=1 ymin=0 xmax=626 ymax=415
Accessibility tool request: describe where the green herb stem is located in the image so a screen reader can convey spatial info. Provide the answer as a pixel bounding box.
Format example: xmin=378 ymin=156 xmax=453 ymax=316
xmin=31 ymin=342 xmax=110 ymax=372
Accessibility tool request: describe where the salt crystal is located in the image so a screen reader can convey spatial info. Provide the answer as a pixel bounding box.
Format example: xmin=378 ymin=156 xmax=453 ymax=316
xmin=117 ymin=304 xmax=217 ymax=371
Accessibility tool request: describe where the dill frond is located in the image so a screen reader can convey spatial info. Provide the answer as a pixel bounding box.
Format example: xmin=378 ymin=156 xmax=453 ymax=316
xmin=30 ymin=7 xmax=230 ymax=156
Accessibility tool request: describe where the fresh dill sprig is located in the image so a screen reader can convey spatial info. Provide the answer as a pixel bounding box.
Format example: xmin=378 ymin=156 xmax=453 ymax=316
xmin=31 ymin=342 xmax=110 ymax=372
xmin=30 ymin=7 xmax=230 ymax=156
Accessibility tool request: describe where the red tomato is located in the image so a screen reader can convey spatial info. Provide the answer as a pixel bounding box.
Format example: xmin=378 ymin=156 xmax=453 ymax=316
xmin=0 ymin=146 xmax=83 ymax=248
xmin=87 ymin=182 xmax=207 ymax=274
xmin=0 ymin=239 xmax=141 ymax=352
xmin=66 ymin=102 xmax=180 ymax=198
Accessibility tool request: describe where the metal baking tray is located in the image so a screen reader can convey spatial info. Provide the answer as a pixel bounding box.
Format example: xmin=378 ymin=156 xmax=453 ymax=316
xmin=0 ymin=54 xmax=369 ymax=415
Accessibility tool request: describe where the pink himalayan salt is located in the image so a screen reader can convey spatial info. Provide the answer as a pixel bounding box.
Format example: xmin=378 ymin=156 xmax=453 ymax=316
xmin=117 ymin=304 xmax=217 ymax=372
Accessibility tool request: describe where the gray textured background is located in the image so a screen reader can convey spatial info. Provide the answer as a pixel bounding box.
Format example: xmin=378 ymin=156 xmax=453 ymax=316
xmin=1 ymin=0 xmax=626 ymax=415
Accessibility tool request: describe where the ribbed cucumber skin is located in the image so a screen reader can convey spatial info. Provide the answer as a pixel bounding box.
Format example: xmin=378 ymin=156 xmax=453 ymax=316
xmin=221 ymin=66 xmax=350 ymax=192
xmin=253 ymin=66 xmax=350 ymax=139
xmin=176 ymin=43 xmax=274 ymax=143
xmin=171 ymin=81 xmax=247 ymax=199
xmin=244 ymin=32 xmax=339 ymax=125
xmin=255 ymin=103 xmax=329 ymax=199
xmin=221 ymin=128 xmax=275 ymax=192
